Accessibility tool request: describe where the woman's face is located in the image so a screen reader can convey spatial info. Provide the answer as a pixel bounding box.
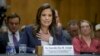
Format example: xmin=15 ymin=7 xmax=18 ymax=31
xmin=40 ymin=8 xmax=52 ymax=27
xmin=80 ymin=22 xmax=91 ymax=36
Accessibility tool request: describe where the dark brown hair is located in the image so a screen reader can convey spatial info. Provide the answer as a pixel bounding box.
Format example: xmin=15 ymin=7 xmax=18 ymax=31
xmin=33 ymin=3 xmax=56 ymax=37
xmin=6 ymin=13 xmax=21 ymax=24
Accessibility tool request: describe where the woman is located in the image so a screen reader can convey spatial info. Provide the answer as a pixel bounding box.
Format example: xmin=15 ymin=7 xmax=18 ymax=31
xmin=72 ymin=20 xmax=100 ymax=54
xmin=20 ymin=3 xmax=67 ymax=53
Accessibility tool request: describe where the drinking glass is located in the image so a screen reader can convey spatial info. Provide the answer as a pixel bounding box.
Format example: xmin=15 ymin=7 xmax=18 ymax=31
xmin=19 ymin=44 xmax=26 ymax=53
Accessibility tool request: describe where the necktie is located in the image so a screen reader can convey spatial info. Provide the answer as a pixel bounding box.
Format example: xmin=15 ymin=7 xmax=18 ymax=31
xmin=12 ymin=33 xmax=18 ymax=47
xmin=12 ymin=33 xmax=19 ymax=53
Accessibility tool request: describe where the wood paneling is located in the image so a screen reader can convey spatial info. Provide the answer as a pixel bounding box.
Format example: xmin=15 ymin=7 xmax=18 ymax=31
xmin=6 ymin=0 xmax=56 ymax=27
xmin=6 ymin=0 xmax=100 ymax=27
xmin=59 ymin=0 xmax=100 ymax=27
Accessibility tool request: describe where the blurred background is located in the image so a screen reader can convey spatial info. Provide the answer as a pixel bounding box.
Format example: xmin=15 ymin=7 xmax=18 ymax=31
xmin=0 ymin=0 xmax=100 ymax=28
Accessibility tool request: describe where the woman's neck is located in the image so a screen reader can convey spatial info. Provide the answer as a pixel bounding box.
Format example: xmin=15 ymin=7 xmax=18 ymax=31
xmin=40 ymin=26 xmax=49 ymax=34
xmin=82 ymin=35 xmax=91 ymax=40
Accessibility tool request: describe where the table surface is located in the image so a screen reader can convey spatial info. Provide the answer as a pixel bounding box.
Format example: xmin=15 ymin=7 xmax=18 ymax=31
xmin=0 ymin=53 xmax=36 ymax=56
xmin=0 ymin=53 xmax=100 ymax=56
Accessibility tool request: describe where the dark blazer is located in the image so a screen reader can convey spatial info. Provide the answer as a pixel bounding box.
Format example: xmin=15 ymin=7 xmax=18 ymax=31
xmin=20 ymin=26 xmax=69 ymax=53
xmin=0 ymin=31 xmax=22 ymax=54
xmin=62 ymin=30 xmax=72 ymax=44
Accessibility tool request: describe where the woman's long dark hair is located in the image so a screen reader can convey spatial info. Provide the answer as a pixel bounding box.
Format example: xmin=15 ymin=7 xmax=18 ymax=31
xmin=32 ymin=3 xmax=56 ymax=37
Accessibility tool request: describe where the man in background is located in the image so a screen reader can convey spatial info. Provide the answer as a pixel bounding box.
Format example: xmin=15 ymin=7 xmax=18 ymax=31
xmin=95 ymin=24 xmax=100 ymax=39
xmin=0 ymin=13 xmax=22 ymax=53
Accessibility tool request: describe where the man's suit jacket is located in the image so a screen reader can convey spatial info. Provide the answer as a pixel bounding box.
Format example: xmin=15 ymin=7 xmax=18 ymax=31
xmin=0 ymin=31 xmax=22 ymax=53
xmin=20 ymin=26 xmax=69 ymax=53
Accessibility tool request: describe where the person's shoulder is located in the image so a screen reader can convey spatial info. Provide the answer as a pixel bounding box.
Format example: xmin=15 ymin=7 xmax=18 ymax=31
xmin=24 ymin=24 xmax=34 ymax=30
xmin=72 ymin=36 xmax=80 ymax=42
xmin=0 ymin=31 xmax=7 ymax=35
xmin=92 ymin=37 xmax=100 ymax=43
xmin=0 ymin=32 xmax=7 ymax=40
xmin=63 ymin=30 xmax=71 ymax=35
xmin=73 ymin=36 xmax=79 ymax=39
xmin=63 ymin=30 xmax=68 ymax=33
xmin=20 ymin=25 xmax=34 ymax=34
xmin=72 ymin=36 xmax=81 ymax=45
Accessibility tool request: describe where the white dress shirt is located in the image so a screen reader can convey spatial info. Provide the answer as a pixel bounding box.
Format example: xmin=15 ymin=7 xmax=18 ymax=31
xmin=32 ymin=36 xmax=53 ymax=53
xmin=41 ymin=36 xmax=53 ymax=46
xmin=8 ymin=30 xmax=20 ymax=46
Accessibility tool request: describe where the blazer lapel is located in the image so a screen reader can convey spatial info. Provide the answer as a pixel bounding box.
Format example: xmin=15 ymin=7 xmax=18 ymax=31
xmin=3 ymin=32 xmax=9 ymax=43
xmin=19 ymin=31 xmax=22 ymax=39
xmin=37 ymin=39 xmax=41 ymax=45
xmin=35 ymin=37 xmax=41 ymax=46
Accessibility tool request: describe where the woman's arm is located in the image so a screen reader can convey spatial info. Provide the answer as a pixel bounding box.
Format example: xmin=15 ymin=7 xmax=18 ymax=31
xmin=20 ymin=26 xmax=34 ymax=53
xmin=72 ymin=37 xmax=81 ymax=54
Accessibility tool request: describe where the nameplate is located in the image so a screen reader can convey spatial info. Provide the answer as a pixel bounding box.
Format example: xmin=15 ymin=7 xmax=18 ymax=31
xmin=43 ymin=45 xmax=74 ymax=55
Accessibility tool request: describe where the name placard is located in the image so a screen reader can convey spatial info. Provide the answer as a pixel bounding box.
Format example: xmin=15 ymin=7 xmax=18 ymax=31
xmin=43 ymin=45 xmax=74 ymax=55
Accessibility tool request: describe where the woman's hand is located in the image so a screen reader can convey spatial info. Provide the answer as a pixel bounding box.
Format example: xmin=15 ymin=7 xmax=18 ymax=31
xmin=36 ymin=32 xmax=51 ymax=42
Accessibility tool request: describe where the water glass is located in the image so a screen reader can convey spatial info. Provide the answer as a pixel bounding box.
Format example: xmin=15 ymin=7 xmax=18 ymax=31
xmin=19 ymin=44 xmax=26 ymax=53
